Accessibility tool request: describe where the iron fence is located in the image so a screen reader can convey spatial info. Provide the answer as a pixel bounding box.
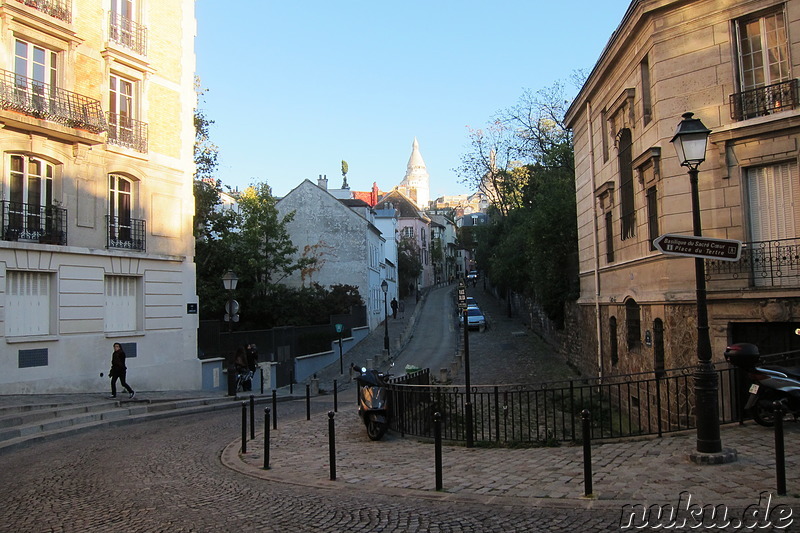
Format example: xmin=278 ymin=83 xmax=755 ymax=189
xmin=387 ymin=365 xmax=745 ymax=444
xmin=0 ymin=69 xmax=106 ymax=133
xmin=13 ymin=0 xmax=71 ymax=23
xmin=109 ymin=12 xmax=148 ymax=56
xmin=730 ymin=79 xmax=798 ymax=121
xmin=706 ymin=237 xmax=800 ymax=287
xmin=1 ymin=200 xmax=67 ymax=245
xmin=106 ymin=215 xmax=146 ymax=251
xmin=107 ymin=112 xmax=148 ymax=152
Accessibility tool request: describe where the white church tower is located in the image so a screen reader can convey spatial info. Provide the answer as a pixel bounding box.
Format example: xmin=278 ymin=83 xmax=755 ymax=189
xmin=398 ymin=137 xmax=430 ymax=209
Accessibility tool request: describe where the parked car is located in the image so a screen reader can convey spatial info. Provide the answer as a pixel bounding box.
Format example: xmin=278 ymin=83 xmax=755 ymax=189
xmin=460 ymin=306 xmax=486 ymax=330
xmin=467 ymin=270 xmax=478 ymax=281
xmin=466 ymin=297 xmax=478 ymax=308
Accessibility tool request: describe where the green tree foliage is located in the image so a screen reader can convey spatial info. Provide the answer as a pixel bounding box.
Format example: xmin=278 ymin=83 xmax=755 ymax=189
xmin=397 ymin=235 xmax=423 ymax=298
xmin=462 ymin=80 xmax=580 ymax=326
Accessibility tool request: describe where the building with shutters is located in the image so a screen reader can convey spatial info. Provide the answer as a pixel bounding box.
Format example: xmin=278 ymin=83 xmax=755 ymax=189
xmin=565 ymin=0 xmax=800 ymax=377
xmin=0 ymin=0 xmax=198 ymax=393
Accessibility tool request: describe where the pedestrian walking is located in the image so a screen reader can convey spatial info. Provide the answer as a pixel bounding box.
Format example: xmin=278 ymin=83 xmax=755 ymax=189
xmin=390 ymin=297 xmax=398 ymax=319
xmin=109 ymin=343 xmax=135 ymax=399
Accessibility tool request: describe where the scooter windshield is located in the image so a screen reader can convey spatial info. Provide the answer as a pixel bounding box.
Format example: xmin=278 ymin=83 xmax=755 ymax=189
xmin=361 ymin=386 xmax=387 ymax=409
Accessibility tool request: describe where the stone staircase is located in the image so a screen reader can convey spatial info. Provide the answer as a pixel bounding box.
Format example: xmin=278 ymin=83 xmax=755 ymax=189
xmin=0 ymin=395 xmax=272 ymax=453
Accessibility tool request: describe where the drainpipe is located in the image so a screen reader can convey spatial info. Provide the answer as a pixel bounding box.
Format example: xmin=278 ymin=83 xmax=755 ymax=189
xmin=586 ymin=101 xmax=603 ymax=380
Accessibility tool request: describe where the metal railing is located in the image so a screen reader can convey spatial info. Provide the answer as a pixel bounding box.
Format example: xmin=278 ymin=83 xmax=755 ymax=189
xmin=107 ymin=112 xmax=148 ymax=152
xmin=730 ymin=79 xmax=798 ymax=121
xmin=387 ymin=365 xmax=743 ymax=444
xmin=107 ymin=215 xmax=146 ymax=251
xmin=109 ymin=12 xmax=147 ymax=56
xmin=0 ymin=200 xmax=67 ymax=245
xmin=0 ymin=69 xmax=106 ymax=133
xmin=706 ymin=237 xmax=800 ymax=287
xmin=13 ymin=0 xmax=71 ymax=23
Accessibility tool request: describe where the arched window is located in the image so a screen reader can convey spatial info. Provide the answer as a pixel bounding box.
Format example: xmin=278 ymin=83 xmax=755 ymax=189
xmin=6 ymin=155 xmax=55 ymax=241
xmin=610 ymin=316 xmax=619 ymax=366
xmin=618 ymin=128 xmax=635 ymax=240
xmin=626 ymin=299 xmax=641 ymax=348
xmin=653 ymin=318 xmax=665 ymax=378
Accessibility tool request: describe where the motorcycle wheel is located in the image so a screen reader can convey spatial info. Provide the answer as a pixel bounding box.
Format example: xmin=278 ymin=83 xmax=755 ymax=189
xmin=366 ymin=420 xmax=387 ymax=441
xmin=751 ymin=394 xmax=780 ymax=427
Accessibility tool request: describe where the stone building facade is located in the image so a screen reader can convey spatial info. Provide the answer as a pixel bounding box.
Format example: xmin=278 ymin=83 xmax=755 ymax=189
xmin=0 ymin=0 xmax=198 ymax=392
xmin=565 ymin=0 xmax=800 ymax=378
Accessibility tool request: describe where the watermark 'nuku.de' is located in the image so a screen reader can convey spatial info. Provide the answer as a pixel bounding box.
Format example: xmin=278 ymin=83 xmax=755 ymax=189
xmin=620 ymin=491 xmax=793 ymax=530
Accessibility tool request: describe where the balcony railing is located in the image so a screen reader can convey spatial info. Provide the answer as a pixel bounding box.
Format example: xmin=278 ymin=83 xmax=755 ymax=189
xmin=706 ymin=237 xmax=800 ymax=287
xmin=107 ymin=215 xmax=146 ymax=251
xmin=107 ymin=112 xmax=148 ymax=152
xmin=0 ymin=200 xmax=67 ymax=245
xmin=730 ymin=79 xmax=799 ymax=121
xmin=13 ymin=0 xmax=71 ymax=23
xmin=109 ymin=12 xmax=147 ymax=56
xmin=0 ymin=69 xmax=106 ymax=133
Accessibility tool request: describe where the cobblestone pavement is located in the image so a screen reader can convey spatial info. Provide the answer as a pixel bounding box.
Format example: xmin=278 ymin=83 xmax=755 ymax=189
xmin=1 ymin=286 xmax=799 ymax=531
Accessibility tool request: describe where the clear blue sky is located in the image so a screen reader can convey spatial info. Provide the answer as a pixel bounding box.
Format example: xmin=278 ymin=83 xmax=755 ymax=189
xmin=194 ymin=1 xmax=631 ymax=199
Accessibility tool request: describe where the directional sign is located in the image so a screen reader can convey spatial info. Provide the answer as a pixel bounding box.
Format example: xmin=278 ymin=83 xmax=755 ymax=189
xmin=653 ymin=234 xmax=742 ymax=261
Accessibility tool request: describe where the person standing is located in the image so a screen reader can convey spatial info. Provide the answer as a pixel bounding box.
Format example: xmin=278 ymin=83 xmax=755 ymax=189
xmin=390 ymin=297 xmax=398 ymax=319
xmin=109 ymin=343 xmax=135 ymax=399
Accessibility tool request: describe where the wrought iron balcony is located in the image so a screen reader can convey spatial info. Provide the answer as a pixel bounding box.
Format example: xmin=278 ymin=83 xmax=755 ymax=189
xmin=706 ymin=237 xmax=800 ymax=288
xmin=107 ymin=215 xmax=146 ymax=251
xmin=0 ymin=69 xmax=106 ymax=133
xmin=107 ymin=112 xmax=148 ymax=152
xmin=1 ymin=200 xmax=67 ymax=245
xmin=730 ymin=79 xmax=799 ymax=121
xmin=13 ymin=0 xmax=71 ymax=23
xmin=109 ymin=12 xmax=147 ymax=56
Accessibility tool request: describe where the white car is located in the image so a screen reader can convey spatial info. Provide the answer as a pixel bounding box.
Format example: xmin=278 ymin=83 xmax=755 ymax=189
xmin=460 ymin=307 xmax=486 ymax=330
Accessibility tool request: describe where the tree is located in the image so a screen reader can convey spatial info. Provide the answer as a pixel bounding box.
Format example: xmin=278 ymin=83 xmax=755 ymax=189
xmin=397 ymin=235 xmax=423 ymax=298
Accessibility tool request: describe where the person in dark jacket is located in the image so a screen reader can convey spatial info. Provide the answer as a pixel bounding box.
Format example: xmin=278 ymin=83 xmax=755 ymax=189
xmin=109 ymin=343 xmax=135 ymax=399
xmin=390 ymin=298 xmax=398 ymax=319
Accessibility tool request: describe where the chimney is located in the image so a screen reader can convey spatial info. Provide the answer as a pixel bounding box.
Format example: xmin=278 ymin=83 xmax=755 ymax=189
xmin=317 ymin=174 xmax=328 ymax=189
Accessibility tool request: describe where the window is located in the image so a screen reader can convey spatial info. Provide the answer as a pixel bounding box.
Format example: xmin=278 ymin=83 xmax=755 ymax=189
xmin=640 ymin=55 xmax=652 ymax=125
xmin=402 ymin=226 xmax=413 ymax=239
xmin=610 ymin=316 xmax=618 ymax=366
xmin=108 ymin=173 xmax=142 ymax=249
xmin=736 ymin=9 xmax=790 ymax=91
xmin=6 ymin=271 xmax=51 ymax=337
xmin=105 ymin=275 xmax=138 ymax=332
xmin=646 ymin=186 xmax=658 ymax=251
xmin=108 ymin=74 xmax=140 ymax=149
xmin=14 ymin=39 xmax=58 ymax=113
xmin=605 ymin=211 xmax=614 ymax=263
xmin=626 ymin=299 xmax=641 ymax=348
xmin=110 ymin=0 xmax=147 ymax=55
xmin=5 ymin=155 xmax=55 ymax=241
xmin=618 ymin=129 xmax=635 ymax=240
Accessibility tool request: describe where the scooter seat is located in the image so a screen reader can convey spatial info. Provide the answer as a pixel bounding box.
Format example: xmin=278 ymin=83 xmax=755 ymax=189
xmin=761 ymin=365 xmax=800 ymax=380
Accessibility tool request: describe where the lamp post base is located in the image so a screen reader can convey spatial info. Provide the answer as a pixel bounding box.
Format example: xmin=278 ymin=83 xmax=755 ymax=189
xmin=687 ymin=447 xmax=737 ymax=465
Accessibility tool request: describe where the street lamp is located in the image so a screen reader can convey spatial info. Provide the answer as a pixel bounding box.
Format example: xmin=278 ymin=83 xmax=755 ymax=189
xmin=221 ymin=270 xmax=238 ymax=333
xmin=671 ymin=112 xmax=726 ymax=459
xmin=381 ymin=280 xmax=390 ymax=355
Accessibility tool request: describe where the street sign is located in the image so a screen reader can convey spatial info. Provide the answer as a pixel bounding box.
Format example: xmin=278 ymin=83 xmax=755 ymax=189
xmin=457 ymin=287 xmax=466 ymax=310
xmin=653 ymin=234 xmax=742 ymax=261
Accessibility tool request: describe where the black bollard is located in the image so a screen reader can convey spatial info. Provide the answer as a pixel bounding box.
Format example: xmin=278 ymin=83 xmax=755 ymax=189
xmin=774 ymin=400 xmax=787 ymax=496
xmin=434 ymin=411 xmax=443 ymax=491
xmin=306 ymin=384 xmax=311 ymax=421
xmin=582 ymin=409 xmax=592 ymax=497
xmin=328 ymin=411 xmax=336 ymax=481
xmin=241 ymin=401 xmax=247 ymax=454
xmin=249 ymin=395 xmax=255 ymax=440
xmin=290 ymin=371 xmax=294 ymax=394
xmin=334 ymin=379 xmax=338 ymax=413
xmin=272 ymin=389 xmax=278 ymax=430
xmin=263 ymin=407 xmax=271 ymax=470
xmin=260 ymin=367 xmax=264 ymax=395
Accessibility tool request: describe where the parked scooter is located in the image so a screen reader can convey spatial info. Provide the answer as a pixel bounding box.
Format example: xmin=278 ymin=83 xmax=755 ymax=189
xmin=355 ymin=367 xmax=392 ymax=440
xmin=724 ymin=343 xmax=800 ymax=426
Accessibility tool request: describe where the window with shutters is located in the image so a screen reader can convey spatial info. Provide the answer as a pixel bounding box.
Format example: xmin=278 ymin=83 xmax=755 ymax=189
xmin=618 ymin=129 xmax=636 ymax=240
xmin=626 ymin=299 xmax=641 ymax=348
xmin=6 ymin=271 xmax=51 ymax=336
xmin=104 ymin=275 xmax=138 ymax=332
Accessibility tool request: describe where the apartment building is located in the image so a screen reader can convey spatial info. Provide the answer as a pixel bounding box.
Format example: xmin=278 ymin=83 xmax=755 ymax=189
xmin=565 ymin=0 xmax=800 ymax=376
xmin=0 ymin=0 xmax=198 ymax=392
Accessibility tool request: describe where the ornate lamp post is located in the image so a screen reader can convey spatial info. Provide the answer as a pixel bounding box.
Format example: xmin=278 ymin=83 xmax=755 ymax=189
xmin=381 ymin=280 xmax=389 ymax=355
xmin=221 ymin=270 xmax=238 ymax=333
xmin=671 ymin=112 xmax=727 ymax=458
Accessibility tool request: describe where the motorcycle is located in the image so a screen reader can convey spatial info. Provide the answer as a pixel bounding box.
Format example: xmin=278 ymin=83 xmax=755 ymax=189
xmin=355 ymin=367 xmax=392 ymax=440
xmin=724 ymin=342 xmax=800 ymax=427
